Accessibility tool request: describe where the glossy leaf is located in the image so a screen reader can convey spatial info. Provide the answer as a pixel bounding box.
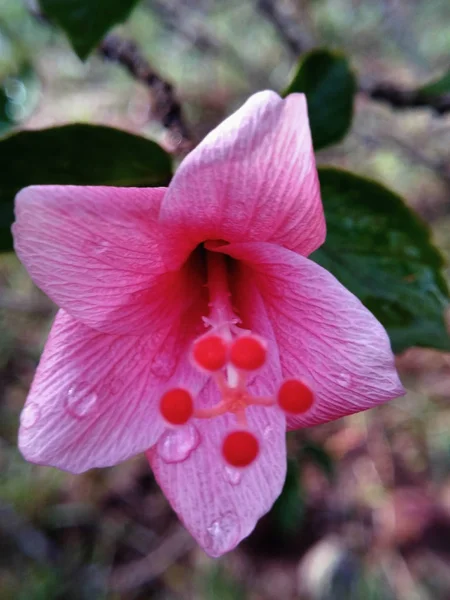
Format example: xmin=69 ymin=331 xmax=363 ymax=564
xmin=284 ymin=49 xmax=356 ymax=150
xmin=0 ymin=124 xmax=172 ymax=252
xmin=312 ymin=168 xmax=450 ymax=353
xmin=39 ymin=0 xmax=141 ymax=60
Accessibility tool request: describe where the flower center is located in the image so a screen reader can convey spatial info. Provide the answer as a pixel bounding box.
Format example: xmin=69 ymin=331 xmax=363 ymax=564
xmin=158 ymin=247 xmax=315 ymax=468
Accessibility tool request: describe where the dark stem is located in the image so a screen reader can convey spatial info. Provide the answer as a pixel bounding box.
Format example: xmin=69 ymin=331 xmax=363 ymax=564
xmin=99 ymin=35 xmax=194 ymax=152
xmin=257 ymin=0 xmax=450 ymax=116
xmin=360 ymin=82 xmax=450 ymax=116
xmin=256 ymin=0 xmax=311 ymax=55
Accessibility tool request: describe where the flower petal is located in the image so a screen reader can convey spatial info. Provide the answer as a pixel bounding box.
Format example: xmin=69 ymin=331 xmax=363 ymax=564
xmin=147 ymin=284 xmax=286 ymax=556
xmin=19 ymin=304 xmax=207 ymax=473
xmin=220 ymin=242 xmax=405 ymax=429
xmin=148 ymin=390 xmax=286 ymax=557
xmin=13 ymin=185 xmax=195 ymax=335
xmin=159 ymin=91 xmax=324 ymax=267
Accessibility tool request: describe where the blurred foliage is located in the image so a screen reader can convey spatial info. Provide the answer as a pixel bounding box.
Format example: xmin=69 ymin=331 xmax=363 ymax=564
xmin=1 ymin=0 xmax=450 ymax=598
xmin=271 ymin=458 xmax=305 ymax=535
xmin=419 ymin=68 xmax=450 ymax=96
xmin=284 ymin=49 xmax=356 ymax=149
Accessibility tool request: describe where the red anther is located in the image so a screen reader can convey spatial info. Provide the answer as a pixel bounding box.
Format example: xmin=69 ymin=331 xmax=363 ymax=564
xmin=159 ymin=388 xmax=193 ymax=425
xmin=192 ymin=335 xmax=228 ymax=371
xmin=277 ymin=379 xmax=314 ymax=414
xmin=222 ymin=430 xmax=259 ymax=468
xmin=230 ymin=335 xmax=267 ymax=371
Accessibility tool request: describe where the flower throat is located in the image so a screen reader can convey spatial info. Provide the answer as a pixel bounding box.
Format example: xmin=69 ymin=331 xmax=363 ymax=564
xmin=158 ymin=246 xmax=315 ymax=468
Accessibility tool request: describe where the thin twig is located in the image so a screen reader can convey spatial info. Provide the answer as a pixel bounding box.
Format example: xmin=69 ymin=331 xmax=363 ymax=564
xmin=256 ymin=0 xmax=450 ymax=117
xmin=147 ymin=0 xmax=269 ymax=89
xmin=361 ymin=82 xmax=450 ymax=116
xmin=99 ymin=35 xmax=194 ymax=153
xmin=256 ymin=0 xmax=311 ymax=55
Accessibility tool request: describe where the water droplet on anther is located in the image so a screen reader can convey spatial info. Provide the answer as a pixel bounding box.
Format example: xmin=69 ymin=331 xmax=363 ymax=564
xmin=20 ymin=402 xmax=40 ymax=428
xmin=157 ymin=424 xmax=200 ymax=463
xmin=337 ymin=372 xmax=351 ymax=387
xmin=223 ymin=466 xmax=242 ymax=486
xmin=65 ymin=384 xmax=98 ymax=419
xmin=206 ymin=511 xmax=239 ymax=555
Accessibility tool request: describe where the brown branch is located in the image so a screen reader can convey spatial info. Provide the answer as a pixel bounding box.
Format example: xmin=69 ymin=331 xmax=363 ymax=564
xmin=257 ymin=0 xmax=311 ymax=55
xmin=99 ymin=34 xmax=194 ymax=152
xmin=361 ymin=82 xmax=450 ymax=116
xmin=256 ymin=0 xmax=450 ymax=117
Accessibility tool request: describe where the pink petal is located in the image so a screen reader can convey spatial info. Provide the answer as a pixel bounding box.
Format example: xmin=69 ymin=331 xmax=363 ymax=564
xmin=19 ymin=305 xmax=208 ymax=473
xmin=220 ymin=242 xmax=405 ymax=429
xmin=147 ymin=282 xmax=286 ymax=556
xmin=148 ymin=392 xmax=286 ymax=557
xmin=159 ymin=91 xmax=324 ymax=268
xmin=13 ymin=186 xmax=196 ymax=335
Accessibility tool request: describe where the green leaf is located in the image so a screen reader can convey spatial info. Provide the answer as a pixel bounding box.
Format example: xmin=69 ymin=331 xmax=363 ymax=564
xmin=284 ymin=49 xmax=356 ymax=150
xmin=0 ymin=124 xmax=172 ymax=252
xmin=301 ymin=442 xmax=335 ymax=481
xmin=419 ymin=68 xmax=450 ymax=96
xmin=39 ymin=0 xmax=141 ymax=60
xmin=312 ymin=168 xmax=450 ymax=353
xmin=271 ymin=459 xmax=304 ymax=534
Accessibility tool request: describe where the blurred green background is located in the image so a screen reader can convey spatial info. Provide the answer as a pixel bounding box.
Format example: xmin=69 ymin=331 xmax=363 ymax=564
xmin=1 ymin=0 xmax=450 ymax=598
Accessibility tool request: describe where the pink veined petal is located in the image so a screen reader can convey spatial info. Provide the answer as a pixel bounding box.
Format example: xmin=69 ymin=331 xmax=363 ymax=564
xmin=19 ymin=300 xmax=208 ymax=473
xmin=13 ymin=185 xmax=195 ymax=336
xmin=159 ymin=91 xmax=324 ymax=268
xmin=148 ymin=399 xmax=286 ymax=557
xmin=219 ymin=242 xmax=405 ymax=429
xmin=148 ymin=284 xmax=286 ymax=557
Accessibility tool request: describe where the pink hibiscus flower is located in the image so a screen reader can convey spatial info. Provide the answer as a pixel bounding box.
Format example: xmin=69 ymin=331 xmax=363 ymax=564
xmin=13 ymin=91 xmax=404 ymax=556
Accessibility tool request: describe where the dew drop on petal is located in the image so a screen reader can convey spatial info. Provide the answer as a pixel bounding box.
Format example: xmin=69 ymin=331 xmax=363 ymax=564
xmin=157 ymin=424 xmax=200 ymax=464
xmin=65 ymin=384 xmax=99 ymax=419
xmin=150 ymin=334 xmax=179 ymax=379
xmin=337 ymin=372 xmax=352 ymax=387
xmin=92 ymin=239 xmax=109 ymax=255
xmin=151 ymin=352 xmax=178 ymax=379
xmin=223 ymin=466 xmax=242 ymax=486
xmin=206 ymin=511 xmax=239 ymax=555
xmin=20 ymin=402 xmax=41 ymax=428
xmin=263 ymin=425 xmax=275 ymax=443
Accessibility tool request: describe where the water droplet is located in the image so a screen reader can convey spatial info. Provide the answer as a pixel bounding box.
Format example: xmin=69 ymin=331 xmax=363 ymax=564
xmin=92 ymin=239 xmax=109 ymax=255
xmin=206 ymin=511 xmax=239 ymax=555
xmin=263 ymin=425 xmax=276 ymax=443
xmin=223 ymin=466 xmax=242 ymax=486
xmin=157 ymin=424 xmax=200 ymax=463
xmin=337 ymin=372 xmax=352 ymax=387
xmin=20 ymin=402 xmax=41 ymax=428
xmin=151 ymin=352 xmax=178 ymax=379
xmin=65 ymin=384 xmax=98 ymax=419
